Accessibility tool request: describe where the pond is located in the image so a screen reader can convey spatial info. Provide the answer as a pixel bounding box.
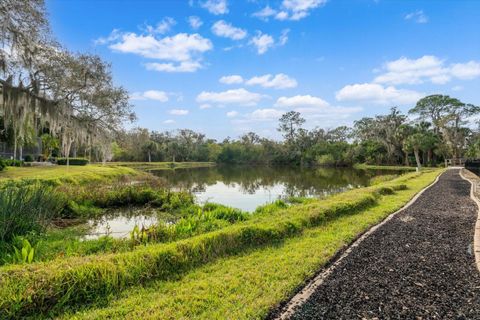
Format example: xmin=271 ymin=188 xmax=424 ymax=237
xmin=85 ymin=165 xmax=397 ymax=238
xmin=149 ymin=166 xmax=393 ymax=211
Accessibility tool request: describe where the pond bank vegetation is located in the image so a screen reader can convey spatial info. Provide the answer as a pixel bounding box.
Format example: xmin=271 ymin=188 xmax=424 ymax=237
xmin=0 ymin=168 xmax=442 ymax=318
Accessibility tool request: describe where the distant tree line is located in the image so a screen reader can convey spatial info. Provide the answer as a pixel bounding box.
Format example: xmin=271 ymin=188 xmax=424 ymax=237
xmin=114 ymin=95 xmax=480 ymax=167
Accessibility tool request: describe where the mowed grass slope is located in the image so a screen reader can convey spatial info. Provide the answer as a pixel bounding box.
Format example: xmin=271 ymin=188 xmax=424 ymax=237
xmin=0 ymin=165 xmax=140 ymax=184
xmin=0 ymin=168 xmax=442 ymax=319
xmin=0 ymin=162 xmax=215 ymax=184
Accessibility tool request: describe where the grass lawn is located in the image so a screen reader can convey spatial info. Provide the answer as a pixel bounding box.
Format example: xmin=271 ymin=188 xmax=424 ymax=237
xmin=49 ymin=169 xmax=442 ymax=320
xmin=103 ymin=161 xmax=215 ymax=170
xmin=0 ymin=162 xmax=215 ymax=184
xmin=0 ymin=165 xmax=140 ymax=184
xmin=354 ymin=163 xmax=424 ymax=171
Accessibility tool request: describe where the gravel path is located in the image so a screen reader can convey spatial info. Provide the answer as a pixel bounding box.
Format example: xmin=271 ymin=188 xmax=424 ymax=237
xmin=287 ymin=169 xmax=480 ymax=319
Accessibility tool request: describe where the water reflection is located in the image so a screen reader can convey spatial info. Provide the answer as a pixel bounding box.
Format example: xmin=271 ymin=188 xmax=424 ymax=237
xmin=84 ymin=208 xmax=174 ymax=239
xmin=149 ymin=166 xmax=390 ymax=212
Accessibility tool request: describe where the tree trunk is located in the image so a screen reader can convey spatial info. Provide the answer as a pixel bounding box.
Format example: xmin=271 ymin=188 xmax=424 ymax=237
xmin=19 ymin=145 xmax=23 ymax=161
xmin=414 ymin=148 xmax=422 ymax=169
xmin=148 ymin=151 xmax=151 ymax=163
xmin=427 ymin=149 xmax=432 ymax=165
xmin=404 ymin=151 xmax=410 ymax=166
xmin=13 ymin=127 xmax=17 ymax=160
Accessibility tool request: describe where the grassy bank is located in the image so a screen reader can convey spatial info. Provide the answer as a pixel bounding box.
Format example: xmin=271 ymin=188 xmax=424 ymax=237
xmin=354 ymin=163 xmax=420 ymax=171
xmin=0 ymin=169 xmax=442 ymax=318
xmin=0 ymin=165 xmax=141 ymax=185
xmin=0 ymin=162 xmax=216 ymax=185
xmin=104 ymin=161 xmax=215 ymax=170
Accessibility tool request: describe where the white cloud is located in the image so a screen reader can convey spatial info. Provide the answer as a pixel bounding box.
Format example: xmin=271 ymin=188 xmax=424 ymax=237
xmin=252 ymin=6 xmax=277 ymax=21
xmin=219 ymin=75 xmax=244 ymax=84
xmin=211 ymin=20 xmax=247 ymax=40
xmin=275 ymin=11 xmax=289 ymax=20
xmin=144 ymin=17 xmax=176 ymax=34
xmin=226 ymin=110 xmax=239 ymax=117
xmin=188 ymin=16 xmax=203 ymax=30
xmin=163 ymin=119 xmax=176 ymax=124
xmin=94 ymin=29 xmax=121 ymax=45
xmin=374 ymin=56 xmax=480 ymax=85
xmin=335 ymin=83 xmax=423 ymax=105
xmin=130 ymin=90 xmax=169 ymax=102
xmin=452 ymin=85 xmax=463 ymax=92
xmin=279 ymin=29 xmax=289 ymax=46
xmin=196 ymin=88 xmax=264 ymax=106
xmin=169 ymin=109 xmax=189 ymax=115
xmin=246 ymin=73 xmax=297 ymax=89
xmin=201 ymin=0 xmax=228 ymax=15
xmin=199 ymin=104 xmax=212 ymax=109
xmin=405 ymin=10 xmax=428 ymax=24
xmin=105 ymin=32 xmax=213 ymax=73
xmin=110 ymin=33 xmax=212 ymax=61
xmin=275 ymin=94 xmax=329 ymax=108
xmin=253 ymin=0 xmax=326 ymax=21
xmin=450 ymin=61 xmax=480 ymax=80
xmin=249 ymin=108 xmax=284 ymax=120
xmin=250 ymin=32 xmax=275 ymax=54
xmin=145 ymin=61 xmax=203 ymax=73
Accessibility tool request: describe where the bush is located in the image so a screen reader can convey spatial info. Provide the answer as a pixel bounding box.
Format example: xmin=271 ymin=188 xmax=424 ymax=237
xmin=316 ymin=154 xmax=336 ymax=167
xmin=23 ymin=155 xmax=34 ymax=162
xmin=0 ymin=158 xmax=5 ymax=171
xmin=4 ymin=159 xmax=23 ymax=167
xmin=57 ymin=158 xmax=89 ymax=166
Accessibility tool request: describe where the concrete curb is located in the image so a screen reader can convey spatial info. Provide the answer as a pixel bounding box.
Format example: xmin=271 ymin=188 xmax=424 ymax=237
xmin=458 ymin=169 xmax=480 ymax=272
xmin=274 ymin=170 xmax=444 ymax=320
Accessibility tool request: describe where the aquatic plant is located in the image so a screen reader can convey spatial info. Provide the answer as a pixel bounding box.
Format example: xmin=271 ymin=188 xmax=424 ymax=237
xmin=11 ymin=238 xmax=36 ymax=264
xmin=0 ymin=182 xmax=64 ymax=243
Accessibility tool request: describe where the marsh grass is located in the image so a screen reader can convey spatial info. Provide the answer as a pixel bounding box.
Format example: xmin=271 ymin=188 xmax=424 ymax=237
xmin=0 ymin=182 xmax=64 ymax=243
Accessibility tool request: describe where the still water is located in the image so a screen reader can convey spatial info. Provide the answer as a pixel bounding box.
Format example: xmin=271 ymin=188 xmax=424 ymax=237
xmin=150 ymin=165 xmax=390 ymax=211
xmin=86 ymin=166 xmax=395 ymax=238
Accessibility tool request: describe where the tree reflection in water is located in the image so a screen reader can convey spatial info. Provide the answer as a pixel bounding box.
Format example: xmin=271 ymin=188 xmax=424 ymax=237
xmin=149 ymin=166 xmax=398 ymax=211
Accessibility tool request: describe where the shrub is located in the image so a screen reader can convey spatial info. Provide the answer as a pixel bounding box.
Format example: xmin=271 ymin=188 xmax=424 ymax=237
xmin=57 ymin=158 xmax=89 ymax=166
xmin=4 ymin=159 xmax=23 ymax=167
xmin=23 ymin=155 xmax=34 ymax=162
xmin=316 ymin=154 xmax=336 ymax=167
xmin=0 ymin=158 xmax=5 ymax=171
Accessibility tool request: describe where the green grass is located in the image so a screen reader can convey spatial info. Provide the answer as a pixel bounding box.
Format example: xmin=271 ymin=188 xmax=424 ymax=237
xmin=354 ymin=163 xmax=420 ymax=171
xmin=104 ymin=161 xmax=215 ymax=170
xmin=60 ymin=169 xmax=442 ymax=320
xmin=0 ymin=165 xmax=141 ymax=185
xmin=0 ymin=169 xmax=442 ymax=318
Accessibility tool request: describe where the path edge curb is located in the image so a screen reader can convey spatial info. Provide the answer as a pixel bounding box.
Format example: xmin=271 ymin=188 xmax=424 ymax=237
xmin=273 ymin=169 xmax=444 ymax=320
xmin=458 ymin=169 xmax=480 ymax=272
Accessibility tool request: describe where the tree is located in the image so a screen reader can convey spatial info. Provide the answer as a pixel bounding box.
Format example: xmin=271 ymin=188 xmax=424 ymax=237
xmin=142 ymin=140 xmax=158 ymax=163
xmin=410 ymin=95 xmax=480 ymax=159
xmin=40 ymin=133 xmax=59 ymax=160
xmin=277 ymin=111 xmax=305 ymax=141
xmin=403 ymin=123 xmax=439 ymax=168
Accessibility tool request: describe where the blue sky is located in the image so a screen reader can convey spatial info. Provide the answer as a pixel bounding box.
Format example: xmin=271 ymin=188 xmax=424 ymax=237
xmin=46 ymin=0 xmax=480 ymax=140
